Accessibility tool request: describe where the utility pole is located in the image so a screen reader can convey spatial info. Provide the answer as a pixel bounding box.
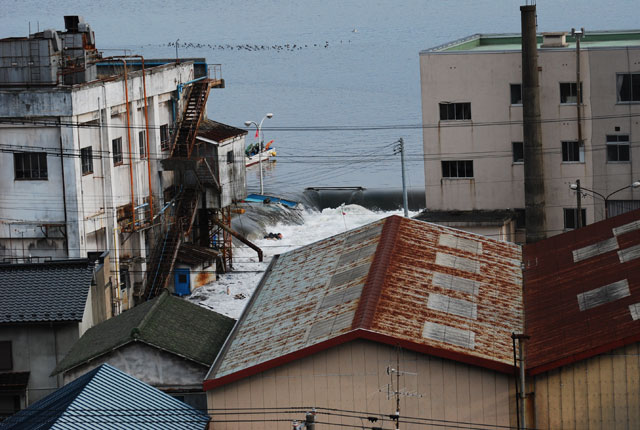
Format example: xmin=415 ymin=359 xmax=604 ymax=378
xmin=512 ymin=334 xmax=530 ymax=429
xmin=576 ymin=179 xmax=582 ymax=228
xmin=394 ymin=138 xmax=409 ymax=217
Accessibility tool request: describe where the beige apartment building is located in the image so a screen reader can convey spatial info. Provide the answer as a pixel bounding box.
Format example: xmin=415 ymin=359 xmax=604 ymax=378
xmin=420 ymin=30 xmax=640 ymax=239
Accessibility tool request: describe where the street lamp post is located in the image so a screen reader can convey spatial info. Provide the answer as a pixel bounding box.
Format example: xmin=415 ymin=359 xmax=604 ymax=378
xmin=570 ymin=180 xmax=640 ymax=222
xmin=244 ymin=113 xmax=273 ymax=195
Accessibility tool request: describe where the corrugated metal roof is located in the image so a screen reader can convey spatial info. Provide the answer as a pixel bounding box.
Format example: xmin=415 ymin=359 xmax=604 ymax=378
xmin=197 ymin=118 xmax=247 ymax=144
xmin=205 ymin=216 xmax=523 ymax=389
xmin=524 ymin=208 xmax=640 ymax=374
xmin=0 ymin=260 xmax=94 ymax=323
xmin=0 ymin=364 xmax=209 ymax=430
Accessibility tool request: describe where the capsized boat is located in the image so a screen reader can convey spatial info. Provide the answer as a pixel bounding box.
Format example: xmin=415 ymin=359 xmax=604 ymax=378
xmin=243 ymin=193 xmax=299 ymax=209
xmin=245 ymin=140 xmax=276 ymax=167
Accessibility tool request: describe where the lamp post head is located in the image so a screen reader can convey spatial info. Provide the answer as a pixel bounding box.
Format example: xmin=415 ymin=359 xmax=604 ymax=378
xmin=570 ymin=183 xmax=578 ymax=190
xmin=632 ymin=181 xmax=640 ymax=189
xmin=244 ymin=120 xmax=252 ymax=127
xmin=266 ymin=113 xmax=273 ymax=119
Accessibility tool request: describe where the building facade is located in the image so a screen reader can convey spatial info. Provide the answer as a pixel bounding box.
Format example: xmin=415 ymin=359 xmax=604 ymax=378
xmin=0 ymin=17 xmax=233 ymax=310
xmin=420 ymin=30 xmax=640 ymax=238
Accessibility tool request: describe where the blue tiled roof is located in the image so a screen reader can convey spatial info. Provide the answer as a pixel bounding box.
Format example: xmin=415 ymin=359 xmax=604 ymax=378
xmin=0 ymin=260 xmax=94 ymax=323
xmin=0 ymin=364 xmax=210 ymax=430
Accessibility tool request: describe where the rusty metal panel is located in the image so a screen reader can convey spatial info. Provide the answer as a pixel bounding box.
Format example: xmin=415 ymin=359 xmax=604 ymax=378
xmin=524 ymin=208 xmax=640 ymax=374
xmin=572 ymin=237 xmax=618 ymax=262
xmin=368 ymin=217 xmax=523 ymax=367
xmin=577 ymin=279 xmax=630 ymax=311
xmin=209 ymin=215 xmax=523 ymax=384
xmin=213 ymin=219 xmax=384 ymax=379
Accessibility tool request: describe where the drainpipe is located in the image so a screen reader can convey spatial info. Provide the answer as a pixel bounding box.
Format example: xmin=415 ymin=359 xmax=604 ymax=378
xmin=115 ymin=59 xmax=137 ymax=232
xmin=58 ymin=118 xmax=69 ymax=256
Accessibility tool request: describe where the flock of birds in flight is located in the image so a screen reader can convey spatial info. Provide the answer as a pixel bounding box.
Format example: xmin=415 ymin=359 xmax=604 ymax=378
xmin=165 ymin=30 xmax=358 ymax=52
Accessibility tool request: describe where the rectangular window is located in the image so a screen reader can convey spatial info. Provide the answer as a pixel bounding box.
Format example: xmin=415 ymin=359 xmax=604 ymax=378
xmin=112 ymin=137 xmax=123 ymax=166
xmin=512 ymin=142 xmax=524 ymax=163
xmin=562 ymin=141 xmax=584 ymax=163
xmin=510 ymin=84 xmax=523 ymax=105
xmin=560 ymin=82 xmax=583 ymax=104
xmin=442 ymin=160 xmax=474 ymax=178
xmin=14 ymin=152 xmax=48 ymax=180
xmin=439 ymin=102 xmax=471 ymax=120
xmin=160 ymin=124 xmax=170 ymax=151
xmin=0 ymin=341 xmax=11 ymax=370
xmin=564 ymin=208 xmax=587 ymax=230
xmin=606 ymin=135 xmax=630 ymax=162
xmin=81 ymin=147 xmax=93 ymax=175
xmin=226 ymin=150 xmax=234 ymax=164
xmin=617 ymin=73 xmax=640 ymax=102
xmin=139 ymin=131 xmax=146 ymax=159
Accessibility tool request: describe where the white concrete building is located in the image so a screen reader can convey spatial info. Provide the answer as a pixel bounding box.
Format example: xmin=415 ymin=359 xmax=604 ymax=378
xmin=420 ymin=30 xmax=640 ymax=239
xmin=0 ymin=18 xmax=200 ymax=310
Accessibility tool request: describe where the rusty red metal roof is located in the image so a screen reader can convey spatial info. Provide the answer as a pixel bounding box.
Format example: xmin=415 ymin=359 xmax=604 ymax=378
xmin=204 ymin=216 xmax=523 ymax=390
xmin=197 ymin=119 xmax=247 ymax=144
xmin=524 ymin=208 xmax=640 ymax=375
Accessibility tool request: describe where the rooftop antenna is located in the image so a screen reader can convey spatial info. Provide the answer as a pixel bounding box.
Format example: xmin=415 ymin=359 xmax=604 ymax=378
xmin=380 ymin=346 xmax=423 ymax=430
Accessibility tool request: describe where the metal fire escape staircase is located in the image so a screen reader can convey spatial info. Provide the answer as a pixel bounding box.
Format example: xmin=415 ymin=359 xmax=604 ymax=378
xmin=141 ymin=79 xmax=215 ymax=301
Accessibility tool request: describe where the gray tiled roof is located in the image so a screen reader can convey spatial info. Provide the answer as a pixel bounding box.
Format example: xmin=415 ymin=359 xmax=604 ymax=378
xmin=0 ymin=260 xmax=94 ymax=323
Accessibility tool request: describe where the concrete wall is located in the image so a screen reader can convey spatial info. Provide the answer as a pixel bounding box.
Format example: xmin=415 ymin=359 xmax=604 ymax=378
xmin=0 ymin=62 xmax=193 ymax=312
xmin=420 ymin=44 xmax=640 ymax=237
xmin=207 ymin=339 xmax=515 ymax=430
xmin=63 ymin=341 xmax=208 ymax=391
xmin=0 ymin=323 xmax=79 ymax=404
xmin=532 ymin=342 xmax=640 ymax=430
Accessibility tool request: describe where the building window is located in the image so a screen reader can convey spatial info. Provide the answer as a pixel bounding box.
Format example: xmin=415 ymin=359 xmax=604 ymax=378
xmin=606 ymin=135 xmax=630 ymax=162
xmin=564 ymin=208 xmax=586 ymax=230
xmin=560 ymin=82 xmax=583 ymax=104
xmin=442 ymin=160 xmax=474 ymax=178
xmin=226 ymin=150 xmax=234 ymax=164
xmin=112 ymin=137 xmax=123 ymax=166
xmin=510 ymin=84 xmax=522 ymax=105
xmin=160 ymin=124 xmax=170 ymax=150
xmin=139 ymin=131 xmax=146 ymax=159
xmin=81 ymin=147 xmax=93 ymax=175
xmin=562 ymin=141 xmax=584 ymax=163
xmin=14 ymin=152 xmax=48 ymax=180
xmin=512 ymin=142 xmax=524 ymax=163
xmin=617 ymin=73 xmax=640 ymax=102
xmin=439 ymin=102 xmax=471 ymax=120
xmin=0 ymin=341 xmax=11 ymax=370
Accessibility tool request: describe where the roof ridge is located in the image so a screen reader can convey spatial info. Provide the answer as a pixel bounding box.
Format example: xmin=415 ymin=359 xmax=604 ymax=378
xmin=351 ymin=215 xmax=402 ymax=330
xmin=132 ymin=291 xmax=168 ymax=338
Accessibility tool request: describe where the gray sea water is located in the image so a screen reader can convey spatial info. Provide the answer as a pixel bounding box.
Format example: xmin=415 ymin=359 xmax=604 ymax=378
xmin=3 ymin=0 xmax=638 ymax=206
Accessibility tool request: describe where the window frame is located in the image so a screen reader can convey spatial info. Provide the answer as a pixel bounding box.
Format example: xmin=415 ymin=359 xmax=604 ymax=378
xmin=112 ymin=137 xmax=123 ymax=166
xmin=606 ymin=134 xmax=630 ymax=163
xmin=563 ymin=208 xmax=587 ymax=230
xmin=512 ymin=141 xmax=524 ymax=163
xmin=560 ymin=82 xmax=583 ymax=104
xmin=439 ymin=102 xmax=471 ymax=121
xmin=441 ymin=160 xmax=474 ymax=178
xmin=561 ymin=140 xmax=585 ymax=163
xmin=160 ymin=124 xmax=170 ymax=151
xmin=226 ymin=150 xmax=234 ymax=164
xmin=510 ymin=84 xmax=523 ymax=105
xmin=81 ymin=146 xmax=94 ymax=175
xmin=14 ymin=152 xmax=48 ymax=180
xmin=139 ymin=130 xmax=146 ymax=159
xmin=616 ymin=73 xmax=640 ymax=103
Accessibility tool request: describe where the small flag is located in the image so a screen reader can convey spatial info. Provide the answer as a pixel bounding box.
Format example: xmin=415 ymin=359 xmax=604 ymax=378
xmin=255 ymin=129 xmax=259 ymax=138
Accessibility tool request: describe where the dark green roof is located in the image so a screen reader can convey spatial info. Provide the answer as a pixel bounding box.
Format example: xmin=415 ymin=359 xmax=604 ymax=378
xmin=53 ymin=292 xmax=235 ymax=374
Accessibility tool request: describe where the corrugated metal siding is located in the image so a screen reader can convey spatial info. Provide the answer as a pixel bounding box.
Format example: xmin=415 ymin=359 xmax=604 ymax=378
xmin=368 ymin=217 xmax=523 ymax=367
xmin=524 ymin=209 xmax=640 ymax=373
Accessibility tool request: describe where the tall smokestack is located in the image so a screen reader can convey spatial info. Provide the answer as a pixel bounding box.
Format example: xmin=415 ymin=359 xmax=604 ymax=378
xmin=521 ymin=4 xmax=547 ymax=243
